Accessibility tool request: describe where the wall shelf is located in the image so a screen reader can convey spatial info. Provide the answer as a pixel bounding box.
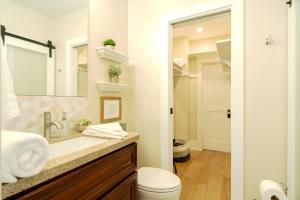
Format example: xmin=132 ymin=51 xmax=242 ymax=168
xmin=216 ymin=39 xmax=231 ymax=72
xmin=188 ymin=50 xmax=218 ymax=57
xmin=96 ymin=47 xmax=129 ymax=64
xmin=96 ymin=82 xmax=130 ymax=92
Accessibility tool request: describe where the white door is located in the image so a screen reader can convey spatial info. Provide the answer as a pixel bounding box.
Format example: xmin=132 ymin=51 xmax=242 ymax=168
xmin=202 ymin=63 xmax=231 ymax=152
xmin=6 ymin=37 xmax=55 ymax=95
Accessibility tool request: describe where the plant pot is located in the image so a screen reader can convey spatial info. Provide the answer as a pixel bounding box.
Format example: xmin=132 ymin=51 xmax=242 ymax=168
xmin=110 ymin=76 xmax=119 ymax=83
xmin=77 ymin=125 xmax=87 ymax=132
xmin=105 ymin=45 xmax=115 ymax=50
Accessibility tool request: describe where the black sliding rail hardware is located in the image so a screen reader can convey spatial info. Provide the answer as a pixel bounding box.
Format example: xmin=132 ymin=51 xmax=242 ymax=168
xmin=286 ymin=0 xmax=292 ymax=7
xmin=0 ymin=25 xmax=55 ymax=58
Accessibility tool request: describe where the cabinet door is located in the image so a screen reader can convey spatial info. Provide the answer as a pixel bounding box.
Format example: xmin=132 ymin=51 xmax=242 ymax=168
xmin=102 ymin=172 xmax=137 ymax=200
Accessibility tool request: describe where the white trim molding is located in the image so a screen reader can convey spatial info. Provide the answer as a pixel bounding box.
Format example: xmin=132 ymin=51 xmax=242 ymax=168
xmin=65 ymin=36 xmax=88 ymax=96
xmin=160 ymin=0 xmax=244 ymax=199
xmin=287 ymin=0 xmax=299 ymax=199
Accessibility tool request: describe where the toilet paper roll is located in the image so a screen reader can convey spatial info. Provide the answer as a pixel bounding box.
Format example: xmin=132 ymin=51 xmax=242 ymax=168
xmin=260 ymin=180 xmax=287 ymax=200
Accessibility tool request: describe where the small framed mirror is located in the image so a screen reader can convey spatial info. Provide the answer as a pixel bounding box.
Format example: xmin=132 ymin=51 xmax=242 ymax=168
xmin=100 ymin=96 xmax=122 ymax=123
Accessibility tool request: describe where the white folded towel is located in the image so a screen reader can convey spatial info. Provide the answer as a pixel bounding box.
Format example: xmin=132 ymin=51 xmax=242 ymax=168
xmin=83 ymin=122 xmax=128 ymax=140
xmin=1 ymin=131 xmax=49 ymax=183
xmin=173 ymin=58 xmax=186 ymax=68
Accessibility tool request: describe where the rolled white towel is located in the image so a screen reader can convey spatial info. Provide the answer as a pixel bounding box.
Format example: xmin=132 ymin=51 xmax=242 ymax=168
xmin=1 ymin=131 xmax=49 ymax=183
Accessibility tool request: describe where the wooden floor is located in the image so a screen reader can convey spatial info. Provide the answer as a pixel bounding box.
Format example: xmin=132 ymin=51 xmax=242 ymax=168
xmin=175 ymin=150 xmax=231 ymax=200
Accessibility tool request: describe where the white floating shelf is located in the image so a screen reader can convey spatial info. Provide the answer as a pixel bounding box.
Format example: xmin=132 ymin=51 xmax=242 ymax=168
xmin=96 ymin=82 xmax=130 ymax=92
xmin=96 ymin=47 xmax=129 ymax=64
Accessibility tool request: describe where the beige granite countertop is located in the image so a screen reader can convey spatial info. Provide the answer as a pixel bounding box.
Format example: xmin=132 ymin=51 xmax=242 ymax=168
xmin=2 ymin=132 xmax=139 ymax=199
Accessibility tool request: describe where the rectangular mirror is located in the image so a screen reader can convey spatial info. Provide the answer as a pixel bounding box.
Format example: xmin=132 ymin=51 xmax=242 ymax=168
xmin=1 ymin=0 xmax=89 ymax=96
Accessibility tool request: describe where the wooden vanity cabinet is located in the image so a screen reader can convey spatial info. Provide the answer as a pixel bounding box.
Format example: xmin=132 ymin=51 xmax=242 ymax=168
xmin=6 ymin=143 xmax=137 ymax=200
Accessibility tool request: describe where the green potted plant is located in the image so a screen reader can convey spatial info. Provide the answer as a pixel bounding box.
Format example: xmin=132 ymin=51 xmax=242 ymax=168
xmin=77 ymin=117 xmax=92 ymax=132
xmin=108 ymin=65 xmax=122 ymax=83
xmin=103 ymin=39 xmax=116 ymax=50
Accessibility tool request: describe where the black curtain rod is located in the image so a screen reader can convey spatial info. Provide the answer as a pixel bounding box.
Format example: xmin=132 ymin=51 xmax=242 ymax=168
xmin=1 ymin=25 xmax=55 ymax=57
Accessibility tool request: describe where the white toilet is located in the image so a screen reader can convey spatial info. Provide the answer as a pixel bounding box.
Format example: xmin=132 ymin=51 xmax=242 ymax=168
xmin=137 ymin=167 xmax=181 ymax=200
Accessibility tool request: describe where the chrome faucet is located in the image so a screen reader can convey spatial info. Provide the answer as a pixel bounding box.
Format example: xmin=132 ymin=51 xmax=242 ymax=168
xmin=44 ymin=111 xmax=62 ymax=140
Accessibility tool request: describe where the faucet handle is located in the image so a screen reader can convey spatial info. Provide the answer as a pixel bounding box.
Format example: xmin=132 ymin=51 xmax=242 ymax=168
xmin=62 ymin=112 xmax=67 ymax=121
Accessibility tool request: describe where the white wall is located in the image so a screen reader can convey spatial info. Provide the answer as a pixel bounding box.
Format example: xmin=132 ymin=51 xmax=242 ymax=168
xmin=88 ymin=0 xmax=133 ymax=136
xmin=174 ymin=76 xmax=191 ymax=140
xmin=189 ymin=35 xmax=230 ymax=53
xmin=244 ymin=0 xmax=287 ymax=199
xmin=2 ymin=0 xmax=54 ymax=42
xmin=53 ymin=8 xmax=88 ymax=96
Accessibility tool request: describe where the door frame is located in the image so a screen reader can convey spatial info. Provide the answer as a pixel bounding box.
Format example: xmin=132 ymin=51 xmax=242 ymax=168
xmin=287 ymin=0 xmax=299 ymax=199
xmin=160 ymin=0 xmax=244 ymax=199
xmin=65 ymin=36 xmax=87 ymax=96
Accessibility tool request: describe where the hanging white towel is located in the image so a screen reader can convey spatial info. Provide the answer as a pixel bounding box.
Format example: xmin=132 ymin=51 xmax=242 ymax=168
xmin=1 ymin=131 xmax=49 ymax=183
xmin=0 ymin=38 xmax=19 ymax=125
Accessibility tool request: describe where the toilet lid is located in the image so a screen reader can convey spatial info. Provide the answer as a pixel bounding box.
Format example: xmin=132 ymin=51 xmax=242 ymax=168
xmin=138 ymin=167 xmax=181 ymax=192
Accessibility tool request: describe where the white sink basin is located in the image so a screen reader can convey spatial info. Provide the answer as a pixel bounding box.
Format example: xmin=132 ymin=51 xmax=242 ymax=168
xmin=49 ymin=136 xmax=106 ymax=159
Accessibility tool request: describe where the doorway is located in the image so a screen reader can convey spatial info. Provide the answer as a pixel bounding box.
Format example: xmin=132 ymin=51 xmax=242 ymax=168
xmin=171 ymin=12 xmax=231 ymax=199
xmin=65 ymin=36 xmax=87 ymax=96
xmin=161 ymin=2 xmax=244 ymax=199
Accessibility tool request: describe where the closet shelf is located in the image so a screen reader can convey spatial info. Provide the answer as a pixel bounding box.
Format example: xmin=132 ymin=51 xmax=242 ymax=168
xmin=96 ymin=47 xmax=129 ymax=64
xmin=173 ymin=65 xmax=183 ymax=73
xmin=188 ymin=50 xmax=218 ymax=57
xmin=96 ymin=82 xmax=130 ymax=92
xmin=216 ymin=39 xmax=231 ymax=71
xmin=174 ymin=72 xmax=198 ymax=78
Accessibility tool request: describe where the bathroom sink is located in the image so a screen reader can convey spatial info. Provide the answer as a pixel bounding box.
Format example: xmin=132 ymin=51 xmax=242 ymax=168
xmin=49 ymin=136 xmax=106 ymax=159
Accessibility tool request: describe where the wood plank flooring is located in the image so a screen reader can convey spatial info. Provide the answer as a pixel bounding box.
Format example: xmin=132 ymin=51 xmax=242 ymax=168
xmin=175 ymin=150 xmax=231 ymax=200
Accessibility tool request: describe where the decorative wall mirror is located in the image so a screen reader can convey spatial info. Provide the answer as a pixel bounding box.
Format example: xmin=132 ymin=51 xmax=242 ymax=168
xmin=1 ymin=0 xmax=89 ymax=96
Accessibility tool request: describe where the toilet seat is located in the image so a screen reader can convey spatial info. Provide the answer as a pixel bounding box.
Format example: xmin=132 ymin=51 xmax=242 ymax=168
xmin=138 ymin=167 xmax=181 ymax=193
xmin=138 ymin=185 xmax=180 ymax=193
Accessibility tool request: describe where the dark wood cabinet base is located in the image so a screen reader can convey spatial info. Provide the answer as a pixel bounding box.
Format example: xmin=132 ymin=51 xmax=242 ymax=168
xmin=6 ymin=143 xmax=137 ymax=200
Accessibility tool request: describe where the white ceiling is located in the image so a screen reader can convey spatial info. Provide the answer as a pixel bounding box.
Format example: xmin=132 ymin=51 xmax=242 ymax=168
xmin=12 ymin=0 xmax=89 ymax=19
xmin=173 ymin=13 xmax=231 ymax=41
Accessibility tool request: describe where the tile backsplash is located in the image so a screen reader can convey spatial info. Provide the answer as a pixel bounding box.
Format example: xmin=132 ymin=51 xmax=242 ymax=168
xmin=5 ymin=96 xmax=88 ymax=136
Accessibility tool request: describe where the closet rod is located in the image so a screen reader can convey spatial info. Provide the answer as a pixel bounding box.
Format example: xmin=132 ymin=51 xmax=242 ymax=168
xmin=1 ymin=25 xmax=56 ymax=57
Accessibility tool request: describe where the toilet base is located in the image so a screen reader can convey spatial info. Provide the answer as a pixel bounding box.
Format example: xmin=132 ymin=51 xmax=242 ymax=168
xmin=137 ymin=186 xmax=181 ymax=200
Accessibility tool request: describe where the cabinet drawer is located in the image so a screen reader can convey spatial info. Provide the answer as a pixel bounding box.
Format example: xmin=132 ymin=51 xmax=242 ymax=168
xmin=10 ymin=143 xmax=137 ymax=200
xmin=102 ymin=172 xmax=137 ymax=200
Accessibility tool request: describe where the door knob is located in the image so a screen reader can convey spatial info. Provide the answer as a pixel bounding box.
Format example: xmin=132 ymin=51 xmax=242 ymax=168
xmin=227 ymin=109 xmax=231 ymax=119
